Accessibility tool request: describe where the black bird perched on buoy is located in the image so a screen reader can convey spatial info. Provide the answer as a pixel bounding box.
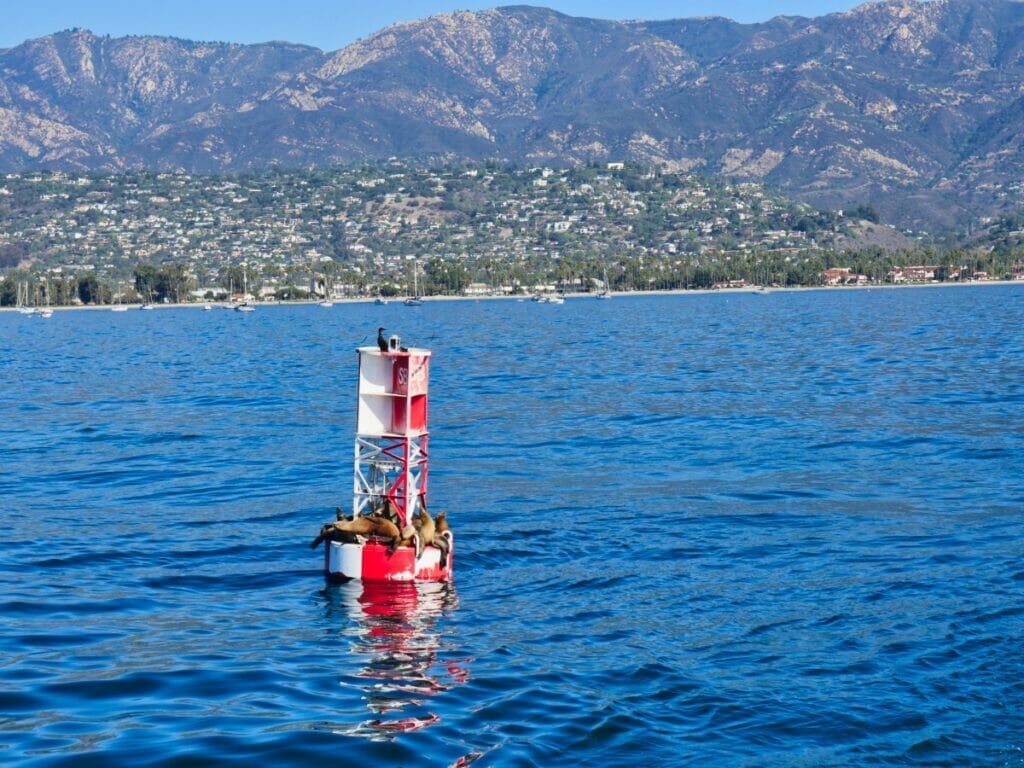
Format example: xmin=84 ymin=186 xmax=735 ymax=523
xmin=377 ymin=326 xmax=389 ymax=352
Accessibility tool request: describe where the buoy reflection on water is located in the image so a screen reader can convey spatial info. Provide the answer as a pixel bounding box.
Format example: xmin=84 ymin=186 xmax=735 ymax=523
xmin=320 ymin=581 xmax=467 ymax=739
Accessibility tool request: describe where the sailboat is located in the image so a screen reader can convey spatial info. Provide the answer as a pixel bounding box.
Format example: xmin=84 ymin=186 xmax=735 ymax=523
xmin=16 ymin=282 xmax=34 ymax=314
xmin=111 ymin=283 xmax=129 ymax=311
xmin=318 ymin=273 xmax=334 ymax=307
xmin=37 ymin=277 xmax=53 ymax=317
xmin=404 ymin=260 xmax=424 ymax=306
xmin=754 ymin=263 xmax=769 ymax=294
xmin=235 ymin=267 xmax=255 ymax=312
xmin=597 ymin=265 xmax=612 ymax=299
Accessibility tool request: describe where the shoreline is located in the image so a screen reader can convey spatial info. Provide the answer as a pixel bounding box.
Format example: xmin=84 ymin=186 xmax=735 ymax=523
xmin=3 ymin=278 xmax=1022 ymax=312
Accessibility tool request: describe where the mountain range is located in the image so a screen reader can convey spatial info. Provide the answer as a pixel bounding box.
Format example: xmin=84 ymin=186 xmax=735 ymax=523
xmin=2 ymin=0 xmax=1024 ymax=229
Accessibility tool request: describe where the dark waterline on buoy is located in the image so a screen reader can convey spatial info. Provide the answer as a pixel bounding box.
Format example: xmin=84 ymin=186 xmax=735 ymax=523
xmin=2 ymin=287 xmax=1023 ymax=766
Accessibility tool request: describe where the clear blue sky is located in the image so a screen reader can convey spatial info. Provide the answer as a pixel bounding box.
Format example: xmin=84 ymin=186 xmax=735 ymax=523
xmin=2 ymin=0 xmax=863 ymax=51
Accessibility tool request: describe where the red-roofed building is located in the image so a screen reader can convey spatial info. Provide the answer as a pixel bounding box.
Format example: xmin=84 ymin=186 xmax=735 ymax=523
xmin=822 ymin=267 xmax=868 ymax=285
xmin=888 ymin=265 xmax=939 ymax=282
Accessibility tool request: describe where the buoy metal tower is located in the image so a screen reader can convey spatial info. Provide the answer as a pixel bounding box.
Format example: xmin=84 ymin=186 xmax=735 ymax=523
xmin=325 ymin=337 xmax=453 ymax=582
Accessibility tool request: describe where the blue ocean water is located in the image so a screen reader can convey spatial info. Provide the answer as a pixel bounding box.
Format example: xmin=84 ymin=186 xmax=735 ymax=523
xmin=1 ymin=286 xmax=1023 ymax=767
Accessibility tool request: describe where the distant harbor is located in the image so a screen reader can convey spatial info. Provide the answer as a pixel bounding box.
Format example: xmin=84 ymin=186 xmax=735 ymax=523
xmin=3 ymin=276 xmax=1023 ymax=314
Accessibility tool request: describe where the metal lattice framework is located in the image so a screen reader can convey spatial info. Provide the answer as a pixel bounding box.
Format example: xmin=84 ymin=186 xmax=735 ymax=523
xmin=352 ymin=433 xmax=429 ymax=528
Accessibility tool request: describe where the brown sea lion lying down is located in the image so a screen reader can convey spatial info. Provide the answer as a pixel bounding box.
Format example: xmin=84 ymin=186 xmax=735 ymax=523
xmin=309 ymin=514 xmax=402 ymax=549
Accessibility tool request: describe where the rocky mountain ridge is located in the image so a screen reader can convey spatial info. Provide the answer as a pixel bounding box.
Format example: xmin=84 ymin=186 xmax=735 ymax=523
xmin=2 ymin=0 xmax=1024 ymax=228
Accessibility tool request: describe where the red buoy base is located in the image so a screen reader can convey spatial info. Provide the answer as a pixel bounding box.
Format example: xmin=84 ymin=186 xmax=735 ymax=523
xmin=325 ymin=535 xmax=453 ymax=582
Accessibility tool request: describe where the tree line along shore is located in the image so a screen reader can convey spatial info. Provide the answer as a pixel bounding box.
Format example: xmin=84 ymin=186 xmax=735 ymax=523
xmin=4 ymin=256 xmax=1019 ymax=309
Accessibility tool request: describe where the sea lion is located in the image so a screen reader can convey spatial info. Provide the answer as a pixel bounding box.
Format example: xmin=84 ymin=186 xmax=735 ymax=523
xmin=374 ymin=497 xmax=402 ymax=527
xmin=310 ymin=515 xmax=402 ymax=549
xmin=414 ymin=506 xmax=452 ymax=567
xmin=432 ymin=510 xmax=451 ymax=565
xmin=389 ymin=522 xmax=419 ymax=556
xmin=415 ymin=506 xmax=436 ymax=549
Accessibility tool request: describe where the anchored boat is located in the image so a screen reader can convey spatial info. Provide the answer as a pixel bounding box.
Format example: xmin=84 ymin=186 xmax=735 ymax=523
xmin=324 ymin=338 xmax=453 ymax=582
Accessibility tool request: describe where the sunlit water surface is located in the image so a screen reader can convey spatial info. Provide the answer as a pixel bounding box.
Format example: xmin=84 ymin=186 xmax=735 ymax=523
xmin=1 ymin=286 xmax=1023 ymax=766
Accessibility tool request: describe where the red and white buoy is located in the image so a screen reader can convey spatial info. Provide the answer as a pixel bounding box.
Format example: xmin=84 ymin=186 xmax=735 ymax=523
xmin=325 ymin=338 xmax=453 ymax=582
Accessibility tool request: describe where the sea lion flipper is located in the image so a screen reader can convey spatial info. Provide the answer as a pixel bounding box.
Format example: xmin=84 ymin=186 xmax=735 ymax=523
xmin=310 ymin=522 xmax=335 ymax=549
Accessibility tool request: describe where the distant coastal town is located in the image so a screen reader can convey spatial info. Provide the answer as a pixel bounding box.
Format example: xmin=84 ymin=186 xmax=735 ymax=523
xmin=2 ymin=160 xmax=1023 ymax=307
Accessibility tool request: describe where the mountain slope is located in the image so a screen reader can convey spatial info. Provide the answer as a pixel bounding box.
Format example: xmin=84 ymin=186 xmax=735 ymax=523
xmin=2 ymin=1 xmax=1024 ymax=228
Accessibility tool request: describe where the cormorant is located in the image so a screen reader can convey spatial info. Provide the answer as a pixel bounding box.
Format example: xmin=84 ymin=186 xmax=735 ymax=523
xmin=377 ymin=326 xmax=389 ymax=352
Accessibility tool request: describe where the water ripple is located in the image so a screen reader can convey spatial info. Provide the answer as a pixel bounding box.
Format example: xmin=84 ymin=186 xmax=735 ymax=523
xmin=1 ymin=287 xmax=1023 ymax=765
